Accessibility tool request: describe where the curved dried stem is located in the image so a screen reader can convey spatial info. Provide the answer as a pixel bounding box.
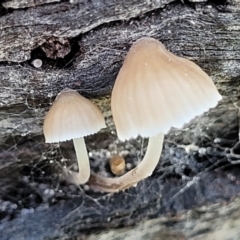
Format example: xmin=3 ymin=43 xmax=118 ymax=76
xmin=88 ymin=133 xmax=164 ymax=192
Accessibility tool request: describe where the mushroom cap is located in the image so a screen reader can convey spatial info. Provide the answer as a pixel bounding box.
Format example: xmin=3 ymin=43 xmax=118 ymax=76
xmin=43 ymin=89 xmax=106 ymax=143
xmin=111 ymin=37 xmax=222 ymax=140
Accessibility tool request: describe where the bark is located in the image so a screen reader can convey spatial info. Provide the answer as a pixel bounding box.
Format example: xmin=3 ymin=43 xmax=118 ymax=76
xmin=0 ymin=0 xmax=240 ymax=239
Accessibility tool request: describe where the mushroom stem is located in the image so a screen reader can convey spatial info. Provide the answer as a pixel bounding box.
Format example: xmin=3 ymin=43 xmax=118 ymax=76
xmin=63 ymin=137 xmax=90 ymax=184
xmin=88 ymin=132 xmax=164 ymax=192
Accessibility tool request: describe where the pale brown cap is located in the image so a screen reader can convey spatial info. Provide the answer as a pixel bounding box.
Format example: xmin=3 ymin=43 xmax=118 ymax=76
xmin=111 ymin=37 xmax=222 ymax=140
xmin=43 ymin=89 xmax=106 ymax=143
xmin=109 ymin=155 xmax=126 ymax=176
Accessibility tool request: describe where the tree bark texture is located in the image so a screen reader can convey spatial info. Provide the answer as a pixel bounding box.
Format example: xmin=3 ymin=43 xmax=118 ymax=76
xmin=0 ymin=0 xmax=240 ymax=239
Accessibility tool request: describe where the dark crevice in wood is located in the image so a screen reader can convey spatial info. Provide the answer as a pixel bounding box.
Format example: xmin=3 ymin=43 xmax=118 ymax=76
xmin=29 ymin=37 xmax=81 ymax=69
xmin=0 ymin=4 xmax=13 ymax=17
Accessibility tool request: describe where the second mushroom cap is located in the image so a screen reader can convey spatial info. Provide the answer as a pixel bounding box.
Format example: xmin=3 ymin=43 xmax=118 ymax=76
xmin=111 ymin=37 xmax=222 ymax=140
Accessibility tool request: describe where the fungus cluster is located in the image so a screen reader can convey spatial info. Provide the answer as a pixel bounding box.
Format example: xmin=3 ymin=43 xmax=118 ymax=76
xmin=43 ymin=37 xmax=222 ymax=192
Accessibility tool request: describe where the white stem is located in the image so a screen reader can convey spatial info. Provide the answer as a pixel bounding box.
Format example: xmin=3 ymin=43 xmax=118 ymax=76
xmin=63 ymin=137 xmax=90 ymax=184
xmin=89 ymin=133 xmax=164 ymax=192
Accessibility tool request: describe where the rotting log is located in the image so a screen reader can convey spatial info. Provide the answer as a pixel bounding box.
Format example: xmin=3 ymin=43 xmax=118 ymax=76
xmin=0 ymin=0 xmax=240 ymax=239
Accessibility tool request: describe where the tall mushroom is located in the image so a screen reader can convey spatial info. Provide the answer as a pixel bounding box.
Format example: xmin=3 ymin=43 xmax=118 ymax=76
xmin=89 ymin=37 xmax=222 ymax=192
xmin=43 ymin=89 xmax=106 ymax=184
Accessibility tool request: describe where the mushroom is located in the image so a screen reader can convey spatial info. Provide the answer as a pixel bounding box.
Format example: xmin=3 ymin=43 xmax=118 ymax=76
xmin=43 ymin=88 xmax=106 ymax=184
xmin=31 ymin=59 xmax=43 ymax=68
xmin=109 ymin=154 xmax=126 ymax=176
xmin=89 ymin=37 xmax=222 ymax=192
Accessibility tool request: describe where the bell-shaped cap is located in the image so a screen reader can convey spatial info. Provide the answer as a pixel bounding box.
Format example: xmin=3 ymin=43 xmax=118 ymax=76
xmin=43 ymin=89 xmax=106 ymax=143
xmin=111 ymin=37 xmax=222 ymax=140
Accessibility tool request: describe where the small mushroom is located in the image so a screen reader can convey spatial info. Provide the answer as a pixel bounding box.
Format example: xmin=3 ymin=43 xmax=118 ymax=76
xmin=109 ymin=154 xmax=126 ymax=176
xmin=31 ymin=59 xmax=43 ymax=68
xmin=43 ymin=89 xmax=106 ymax=184
xmin=89 ymin=37 xmax=222 ymax=192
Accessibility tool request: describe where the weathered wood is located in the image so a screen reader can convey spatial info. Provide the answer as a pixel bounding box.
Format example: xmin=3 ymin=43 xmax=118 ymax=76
xmin=86 ymin=198 xmax=240 ymax=240
xmin=0 ymin=0 xmax=239 ymax=142
xmin=0 ymin=0 xmax=172 ymax=62
xmin=2 ymin=0 xmax=61 ymax=9
xmin=0 ymin=0 xmax=240 ymax=239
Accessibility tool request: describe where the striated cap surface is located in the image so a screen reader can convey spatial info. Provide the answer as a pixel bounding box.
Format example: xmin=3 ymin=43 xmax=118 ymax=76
xmin=111 ymin=37 xmax=222 ymax=140
xmin=43 ymin=89 xmax=106 ymax=143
